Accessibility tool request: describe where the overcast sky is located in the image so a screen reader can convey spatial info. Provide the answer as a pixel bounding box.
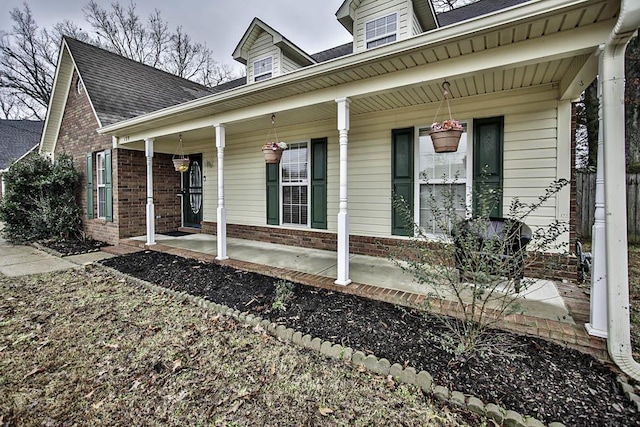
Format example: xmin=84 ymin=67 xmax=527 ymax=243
xmin=0 ymin=0 xmax=353 ymax=69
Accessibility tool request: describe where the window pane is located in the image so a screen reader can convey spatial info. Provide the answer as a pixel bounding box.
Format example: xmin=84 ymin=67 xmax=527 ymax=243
xmin=419 ymin=128 xmax=467 ymax=181
xmin=419 ymin=184 xmax=466 ymax=234
xmin=282 ymin=185 xmax=308 ymax=225
xmin=98 ymin=187 xmax=106 ymax=218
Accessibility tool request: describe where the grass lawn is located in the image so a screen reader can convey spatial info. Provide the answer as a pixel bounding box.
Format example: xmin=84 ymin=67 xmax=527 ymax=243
xmin=0 ymin=268 xmax=472 ymax=426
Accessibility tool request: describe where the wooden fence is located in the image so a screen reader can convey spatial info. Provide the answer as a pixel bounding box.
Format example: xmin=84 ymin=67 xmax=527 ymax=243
xmin=576 ymin=172 xmax=640 ymax=243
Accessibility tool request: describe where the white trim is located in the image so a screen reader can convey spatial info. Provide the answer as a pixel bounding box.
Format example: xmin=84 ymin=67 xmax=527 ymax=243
xmin=365 ymin=11 xmax=399 ymax=49
xmin=253 ymin=56 xmax=273 ymax=82
xmin=279 ymin=140 xmax=311 ymax=227
xmin=96 ymin=150 xmax=107 ymax=219
xmin=414 ymin=121 xmax=472 ymax=238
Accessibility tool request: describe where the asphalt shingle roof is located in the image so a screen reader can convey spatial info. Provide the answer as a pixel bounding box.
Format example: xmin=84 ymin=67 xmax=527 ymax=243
xmin=0 ymin=119 xmax=43 ymax=170
xmin=64 ymin=37 xmax=215 ymax=126
xmin=437 ymin=0 xmax=531 ymax=27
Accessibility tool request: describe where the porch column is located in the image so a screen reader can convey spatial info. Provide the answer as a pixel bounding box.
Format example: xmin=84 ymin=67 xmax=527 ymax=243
xmin=145 ymin=138 xmax=155 ymax=246
xmin=335 ymin=97 xmax=351 ymax=285
xmin=587 ymin=69 xmax=608 ymax=338
xmin=215 ymin=124 xmax=228 ymax=260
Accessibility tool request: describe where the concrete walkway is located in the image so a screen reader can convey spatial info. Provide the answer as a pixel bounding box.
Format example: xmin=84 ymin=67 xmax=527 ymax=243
xmin=0 ymin=229 xmax=114 ymax=277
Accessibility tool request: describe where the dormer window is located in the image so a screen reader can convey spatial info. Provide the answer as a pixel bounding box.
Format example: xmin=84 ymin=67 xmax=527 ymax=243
xmin=254 ymin=56 xmax=273 ymax=82
xmin=365 ymin=13 xmax=397 ymax=49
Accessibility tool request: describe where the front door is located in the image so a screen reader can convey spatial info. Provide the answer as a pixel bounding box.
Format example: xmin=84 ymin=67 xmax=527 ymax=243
xmin=183 ymin=153 xmax=203 ymax=228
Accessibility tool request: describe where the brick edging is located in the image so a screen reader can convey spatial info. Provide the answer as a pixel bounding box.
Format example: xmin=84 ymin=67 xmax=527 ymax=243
xmin=92 ymin=262 xmax=567 ymax=427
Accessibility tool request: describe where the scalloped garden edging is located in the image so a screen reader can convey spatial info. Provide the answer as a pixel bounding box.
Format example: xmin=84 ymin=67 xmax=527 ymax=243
xmin=94 ymin=262 xmax=572 ymax=427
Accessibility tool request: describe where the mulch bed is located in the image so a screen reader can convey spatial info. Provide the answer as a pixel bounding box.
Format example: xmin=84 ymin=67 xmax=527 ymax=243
xmin=100 ymin=250 xmax=639 ymax=426
xmin=38 ymin=238 xmax=110 ymax=256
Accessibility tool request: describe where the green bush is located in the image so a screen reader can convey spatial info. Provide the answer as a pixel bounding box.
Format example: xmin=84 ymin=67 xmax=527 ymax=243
xmin=0 ymin=153 xmax=82 ymax=243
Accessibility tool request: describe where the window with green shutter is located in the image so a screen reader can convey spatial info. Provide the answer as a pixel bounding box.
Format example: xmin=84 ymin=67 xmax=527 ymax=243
xmin=473 ymin=117 xmax=504 ymax=218
xmin=391 ymin=128 xmax=414 ymax=236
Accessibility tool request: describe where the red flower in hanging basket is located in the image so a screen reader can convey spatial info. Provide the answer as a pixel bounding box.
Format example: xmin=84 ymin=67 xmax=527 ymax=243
xmin=261 ymin=141 xmax=288 ymax=151
xmin=430 ymin=119 xmax=463 ymax=132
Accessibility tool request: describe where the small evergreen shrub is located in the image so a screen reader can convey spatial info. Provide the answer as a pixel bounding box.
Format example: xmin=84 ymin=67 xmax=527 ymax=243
xmin=0 ymin=153 xmax=82 ymax=243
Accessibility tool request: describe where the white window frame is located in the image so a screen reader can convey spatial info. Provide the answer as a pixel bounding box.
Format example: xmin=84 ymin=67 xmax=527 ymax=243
xmin=365 ymin=12 xmax=398 ymax=49
xmin=414 ymin=122 xmax=473 ymax=237
xmin=280 ymin=141 xmax=310 ymax=227
xmin=253 ymin=56 xmax=273 ymax=82
xmin=96 ymin=150 xmax=107 ymax=219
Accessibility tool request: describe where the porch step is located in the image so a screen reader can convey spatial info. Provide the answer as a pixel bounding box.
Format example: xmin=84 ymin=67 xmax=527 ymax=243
xmin=178 ymin=227 xmax=201 ymax=234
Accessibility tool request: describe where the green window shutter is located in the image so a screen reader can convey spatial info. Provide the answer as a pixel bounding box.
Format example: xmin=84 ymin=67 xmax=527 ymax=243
xmin=105 ymin=149 xmax=113 ymax=222
xmin=86 ymin=153 xmax=94 ymax=219
xmin=391 ymin=128 xmax=414 ymax=236
xmin=473 ymin=117 xmax=504 ymax=218
xmin=311 ymin=137 xmax=327 ymax=229
xmin=266 ymin=163 xmax=279 ymax=225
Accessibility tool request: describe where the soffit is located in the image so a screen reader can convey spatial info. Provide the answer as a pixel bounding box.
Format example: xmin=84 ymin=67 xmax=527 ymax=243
xmin=110 ymin=0 xmax=617 ymax=140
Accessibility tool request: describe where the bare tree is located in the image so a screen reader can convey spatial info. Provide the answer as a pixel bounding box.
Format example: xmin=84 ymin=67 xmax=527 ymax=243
xmin=0 ymin=4 xmax=59 ymax=119
xmin=432 ymin=0 xmax=480 ymax=13
xmin=83 ymin=1 xmax=234 ymax=85
xmin=83 ymin=0 xmax=169 ymax=67
xmin=1 ymin=1 xmax=236 ymax=119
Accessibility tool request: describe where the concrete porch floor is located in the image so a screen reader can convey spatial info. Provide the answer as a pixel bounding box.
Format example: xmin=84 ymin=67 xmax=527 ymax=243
xmin=123 ymin=231 xmax=606 ymax=359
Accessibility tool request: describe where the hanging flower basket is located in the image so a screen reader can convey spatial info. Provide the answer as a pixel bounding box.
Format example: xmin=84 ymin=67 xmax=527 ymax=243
xmin=430 ymin=120 xmax=463 ymax=153
xmin=173 ymin=157 xmax=190 ymax=172
xmin=262 ymin=142 xmax=287 ymax=164
xmin=261 ymin=114 xmax=288 ymax=163
xmin=430 ymin=82 xmax=463 ymax=153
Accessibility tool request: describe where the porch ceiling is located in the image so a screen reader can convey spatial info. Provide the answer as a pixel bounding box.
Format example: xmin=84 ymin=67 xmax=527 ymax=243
xmin=110 ymin=0 xmax=616 ymax=144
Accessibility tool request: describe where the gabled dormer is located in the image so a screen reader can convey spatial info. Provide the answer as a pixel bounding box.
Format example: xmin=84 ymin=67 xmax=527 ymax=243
xmin=336 ymin=0 xmax=438 ymax=53
xmin=233 ymin=18 xmax=316 ymax=84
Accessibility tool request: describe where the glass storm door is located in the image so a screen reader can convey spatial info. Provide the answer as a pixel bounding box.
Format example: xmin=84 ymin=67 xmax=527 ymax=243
xmin=182 ymin=153 xmax=203 ymax=228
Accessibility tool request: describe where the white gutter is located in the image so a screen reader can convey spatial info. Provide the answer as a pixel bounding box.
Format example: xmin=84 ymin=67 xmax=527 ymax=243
xmin=602 ymin=0 xmax=640 ymax=380
xmin=97 ymin=0 xmax=592 ymax=136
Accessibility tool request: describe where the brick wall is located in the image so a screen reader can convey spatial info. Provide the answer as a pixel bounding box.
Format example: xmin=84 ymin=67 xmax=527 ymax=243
xmin=569 ymin=102 xmax=579 ymax=281
xmin=54 ymin=71 xmax=182 ymax=243
xmin=116 ymin=149 xmax=182 ymax=239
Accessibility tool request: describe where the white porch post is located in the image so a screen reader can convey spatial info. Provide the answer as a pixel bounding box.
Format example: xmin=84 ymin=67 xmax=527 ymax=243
xmin=586 ymin=67 xmax=608 ymax=338
xmin=145 ymin=138 xmax=156 ymax=246
xmin=215 ymin=124 xmax=228 ymax=260
xmin=335 ymin=97 xmax=351 ymax=285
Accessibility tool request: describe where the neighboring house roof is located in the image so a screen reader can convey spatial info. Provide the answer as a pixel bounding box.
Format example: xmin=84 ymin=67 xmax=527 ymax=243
xmin=0 ymin=120 xmax=43 ymax=170
xmin=232 ymin=18 xmax=316 ymax=67
xmin=64 ymin=37 xmax=215 ymax=127
xmin=437 ymin=0 xmax=532 ymax=27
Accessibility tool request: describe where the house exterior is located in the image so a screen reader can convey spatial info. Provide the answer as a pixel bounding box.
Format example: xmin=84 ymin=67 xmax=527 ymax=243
xmin=0 ymin=119 xmax=44 ymax=199
xmin=39 ymin=0 xmax=640 ymax=377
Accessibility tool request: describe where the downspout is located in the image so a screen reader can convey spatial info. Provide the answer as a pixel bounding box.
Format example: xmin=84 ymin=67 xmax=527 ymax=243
xmin=602 ymin=0 xmax=640 ymax=380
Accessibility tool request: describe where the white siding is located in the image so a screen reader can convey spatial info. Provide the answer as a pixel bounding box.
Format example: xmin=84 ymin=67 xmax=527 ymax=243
xmin=281 ymin=55 xmax=302 ymax=74
xmin=354 ymin=0 xmax=411 ymax=53
xmin=200 ymin=86 xmax=565 ymax=244
xmin=246 ymin=32 xmax=279 ymax=83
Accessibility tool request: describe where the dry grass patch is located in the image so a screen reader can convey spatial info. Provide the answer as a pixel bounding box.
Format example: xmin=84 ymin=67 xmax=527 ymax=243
xmin=0 ymin=269 xmax=471 ymax=426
